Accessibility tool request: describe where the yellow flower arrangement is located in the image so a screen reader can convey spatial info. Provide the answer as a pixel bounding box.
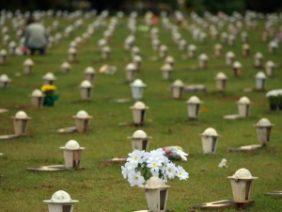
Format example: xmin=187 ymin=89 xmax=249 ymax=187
xmin=41 ymin=84 xmax=57 ymax=92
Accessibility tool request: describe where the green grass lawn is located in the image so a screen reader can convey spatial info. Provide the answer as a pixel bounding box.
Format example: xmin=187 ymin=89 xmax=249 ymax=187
xmin=0 ymin=14 xmax=281 ymax=211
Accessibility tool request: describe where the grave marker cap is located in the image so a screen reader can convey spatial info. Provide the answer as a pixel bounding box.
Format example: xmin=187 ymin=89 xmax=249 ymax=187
xmin=255 ymin=118 xmax=273 ymax=127
xmin=14 ymin=110 xmax=30 ymax=119
xmin=228 ymin=168 xmax=257 ymax=180
xmin=44 ymin=190 xmax=78 ymax=204
xmin=130 ymin=79 xmax=146 ymax=87
xmin=60 ymin=140 xmax=84 ymax=150
xmin=201 ymin=127 xmax=218 ymax=136
xmin=255 ymin=71 xmax=266 ymax=79
xmin=31 ymin=89 xmax=44 ymax=97
xmin=80 ymin=80 xmax=92 ymax=88
xmin=237 ymin=96 xmax=250 ymax=105
xmin=187 ymin=96 xmax=201 ymax=104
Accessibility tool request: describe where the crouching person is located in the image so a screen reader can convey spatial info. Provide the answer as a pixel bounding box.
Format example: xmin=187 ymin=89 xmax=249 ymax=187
xmin=24 ymin=16 xmax=48 ymax=55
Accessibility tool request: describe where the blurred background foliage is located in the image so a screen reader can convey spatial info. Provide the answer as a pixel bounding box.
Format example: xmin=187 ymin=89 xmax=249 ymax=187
xmin=0 ymin=0 xmax=281 ymax=14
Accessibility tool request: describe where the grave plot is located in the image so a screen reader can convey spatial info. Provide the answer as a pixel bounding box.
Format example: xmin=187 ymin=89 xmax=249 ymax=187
xmin=0 ymin=9 xmax=281 ymax=212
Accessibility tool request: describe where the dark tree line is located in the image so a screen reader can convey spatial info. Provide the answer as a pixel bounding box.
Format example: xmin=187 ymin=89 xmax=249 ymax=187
xmin=0 ymin=0 xmax=281 ymax=13
xmin=187 ymin=0 xmax=282 ymax=14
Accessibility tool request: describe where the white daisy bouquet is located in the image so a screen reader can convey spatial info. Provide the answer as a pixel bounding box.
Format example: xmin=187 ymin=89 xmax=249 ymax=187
xmin=121 ymin=149 xmax=189 ymax=188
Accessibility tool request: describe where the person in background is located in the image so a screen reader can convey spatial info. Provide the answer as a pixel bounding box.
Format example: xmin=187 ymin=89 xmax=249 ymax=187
xmin=24 ymin=16 xmax=48 ymax=55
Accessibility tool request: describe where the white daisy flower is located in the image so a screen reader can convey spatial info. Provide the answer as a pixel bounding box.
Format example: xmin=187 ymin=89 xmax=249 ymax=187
xmin=128 ymin=171 xmax=145 ymax=187
xmin=177 ymin=166 xmax=189 ymax=180
xmin=127 ymin=150 xmax=145 ymax=164
xmin=165 ymin=162 xmax=178 ymax=179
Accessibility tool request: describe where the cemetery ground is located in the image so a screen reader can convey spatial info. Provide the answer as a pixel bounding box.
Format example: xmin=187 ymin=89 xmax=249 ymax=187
xmin=0 ymin=16 xmax=282 ymax=211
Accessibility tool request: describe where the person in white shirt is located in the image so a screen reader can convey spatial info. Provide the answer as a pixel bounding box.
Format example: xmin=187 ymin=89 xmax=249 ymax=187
xmin=24 ymin=16 xmax=48 ymax=55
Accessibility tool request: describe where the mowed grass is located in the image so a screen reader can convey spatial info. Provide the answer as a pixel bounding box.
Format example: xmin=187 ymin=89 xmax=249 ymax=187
xmin=0 ymin=15 xmax=281 ymax=211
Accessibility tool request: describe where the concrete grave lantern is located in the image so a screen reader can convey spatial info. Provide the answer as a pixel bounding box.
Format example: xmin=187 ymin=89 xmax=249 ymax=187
xmin=210 ymin=28 xmax=219 ymax=40
xmin=0 ymin=74 xmax=11 ymax=88
xmin=165 ymin=56 xmax=174 ymax=66
xmin=188 ymin=44 xmax=197 ymax=58
xmin=130 ymin=79 xmax=146 ymax=100
xmin=73 ymin=110 xmax=92 ymax=133
xmin=60 ymin=140 xmax=85 ymax=169
xmin=237 ymin=96 xmax=251 ymax=118
xmin=159 ymin=45 xmax=168 ymax=58
xmin=103 ymin=30 xmax=113 ymax=40
xmin=0 ymin=49 xmax=8 ymax=64
xmin=268 ymin=40 xmax=278 ymax=53
xmin=75 ymin=36 xmax=82 ymax=45
xmin=23 ymin=58 xmax=34 ymax=74
xmin=54 ymin=33 xmax=62 ymax=43
xmin=129 ymin=130 xmax=151 ymax=151
xmin=187 ymin=96 xmax=202 ymax=119
xmin=8 ymin=41 xmax=17 ymax=55
xmin=43 ymin=72 xmax=56 ymax=85
xmin=232 ymin=61 xmax=242 ymax=77
xmin=101 ymin=46 xmax=111 ymax=59
xmin=209 ymin=25 xmax=218 ymax=39
xmin=171 ymin=79 xmax=184 ymax=99
xmin=214 ymin=43 xmax=223 ymax=57
xmin=12 ymin=110 xmax=31 ymax=136
xmin=125 ymin=63 xmax=137 ymax=82
xmin=220 ymin=30 xmax=228 ymax=41
xmin=200 ymin=127 xmax=219 ymax=154
xmin=69 ymin=41 xmax=77 ymax=49
xmin=1 ymin=26 xmax=8 ymax=34
xmin=152 ymin=38 xmax=160 ymax=51
xmin=225 ymin=51 xmax=235 ymax=66
xmin=15 ymin=46 xmax=24 ymax=56
xmin=130 ymin=101 xmax=149 ymax=126
xmin=132 ymin=55 xmax=142 ymax=69
xmin=172 ymin=32 xmax=181 ymax=44
xmin=117 ymin=11 xmax=124 ymax=18
xmin=31 ymin=89 xmax=44 ymax=108
xmin=242 ymin=43 xmax=250 ymax=57
xmin=44 ymin=190 xmax=78 ymax=212
xmin=241 ymin=31 xmax=249 ymax=43
xmin=3 ymin=34 xmax=10 ymax=45
xmin=199 ymin=32 xmax=207 ymax=42
xmin=150 ymin=26 xmax=159 ymax=36
xmin=68 ymin=47 xmax=77 ymax=62
xmin=228 ymin=34 xmax=236 ymax=45
xmin=60 ymin=61 xmax=71 ymax=74
xmin=265 ymin=61 xmax=275 ymax=77
xmin=80 ymin=80 xmax=92 ymax=100
xmin=84 ymin=66 xmax=96 ymax=82
xmin=47 ymin=37 xmax=54 ymax=48
xmin=161 ymin=63 xmax=173 ymax=80
xmin=198 ymin=53 xmax=208 ymax=69
xmin=131 ymin=46 xmax=140 ymax=56
xmin=82 ymin=32 xmax=90 ymax=40
xmin=124 ymin=35 xmax=135 ymax=50
xmin=255 ymin=118 xmax=273 ymax=145
xmin=228 ymin=168 xmax=257 ymax=203
xmin=254 ymin=52 xmax=263 ymax=68
xmin=215 ymin=72 xmax=228 ymax=92
xmin=98 ymin=38 xmax=107 ymax=48
xmin=144 ymin=176 xmax=170 ymax=212
xmin=255 ymin=71 xmax=266 ymax=91
xmin=178 ymin=39 xmax=187 ymax=51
